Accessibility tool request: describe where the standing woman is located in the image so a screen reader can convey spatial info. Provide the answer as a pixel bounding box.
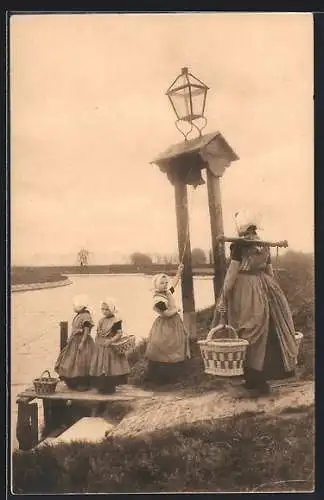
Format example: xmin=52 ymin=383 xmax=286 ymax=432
xmin=90 ymin=297 xmax=130 ymax=394
xmin=213 ymin=211 xmax=298 ymax=395
xmin=54 ymin=295 xmax=94 ymax=391
xmin=145 ymin=264 xmax=191 ymax=384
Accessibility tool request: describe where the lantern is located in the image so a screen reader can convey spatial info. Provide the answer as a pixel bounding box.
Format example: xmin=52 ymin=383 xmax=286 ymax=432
xmin=166 ymin=67 xmax=209 ymax=138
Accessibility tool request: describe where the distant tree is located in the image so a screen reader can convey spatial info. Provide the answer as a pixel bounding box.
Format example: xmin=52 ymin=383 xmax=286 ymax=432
xmin=78 ymin=248 xmax=89 ymax=268
xmin=191 ymin=247 xmax=207 ymax=265
xmin=130 ymin=252 xmax=153 ymax=266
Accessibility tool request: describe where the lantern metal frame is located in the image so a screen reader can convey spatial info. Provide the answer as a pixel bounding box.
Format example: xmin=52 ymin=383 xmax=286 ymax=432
xmin=166 ymin=67 xmax=209 ymax=140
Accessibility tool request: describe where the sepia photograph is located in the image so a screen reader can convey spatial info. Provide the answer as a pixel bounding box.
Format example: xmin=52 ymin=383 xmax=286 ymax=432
xmin=9 ymin=11 xmax=314 ymax=494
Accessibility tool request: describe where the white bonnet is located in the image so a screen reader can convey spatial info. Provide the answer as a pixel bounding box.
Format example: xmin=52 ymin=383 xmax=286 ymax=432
xmin=101 ymin=296 xmax=118 ymax=315
xmin=235 ymin=209 xmax=263 ymax=235
xmin=72 ymin=294 xmax=89 ymax=311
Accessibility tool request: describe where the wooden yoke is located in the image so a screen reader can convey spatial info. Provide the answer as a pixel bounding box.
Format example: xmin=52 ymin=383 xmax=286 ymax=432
xmin=217 ymin=236 xmax=288 ymax=248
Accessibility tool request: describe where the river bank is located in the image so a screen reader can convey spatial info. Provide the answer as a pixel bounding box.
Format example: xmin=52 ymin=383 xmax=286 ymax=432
xmin=10 ymin=265 xmax=214 ymax=292
xmin=12 ymin=251 xmax=311 ymax=286
xmin=11 ymin=264 xmax=215 ymax=283
xmin=11 ymin=277 xmax=72 ymax=293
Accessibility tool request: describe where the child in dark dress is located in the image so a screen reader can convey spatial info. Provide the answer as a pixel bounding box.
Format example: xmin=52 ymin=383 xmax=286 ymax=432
xmin=54 ymin=295 xmax=94 ymax=391
xmin=90 ymin=297 xmax=130 ymax=394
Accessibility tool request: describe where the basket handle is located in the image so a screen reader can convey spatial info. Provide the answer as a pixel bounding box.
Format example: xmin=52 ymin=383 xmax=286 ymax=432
xmin=207 ymin=324 xmax=238 ymax=342
xmin=39 ymin=370 xmax=52 ymax=379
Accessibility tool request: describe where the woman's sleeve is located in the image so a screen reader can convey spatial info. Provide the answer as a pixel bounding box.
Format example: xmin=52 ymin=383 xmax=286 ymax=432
xmin=154 ymin=301 xmax=168 ymax=312
xmin=81 ymin=312 xmax=94 ymax=329
xmin=111 ymin=320 xmax=122 ymax=333
xmin=230 ymin=243 xmax=242 ymax=262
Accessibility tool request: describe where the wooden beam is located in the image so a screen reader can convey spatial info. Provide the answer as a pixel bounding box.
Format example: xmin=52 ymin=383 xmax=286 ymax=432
xmin=174 ymin=177 xmax=196 ymax=339
xmin=16 ymin=401 xmax=38 ymax=450
xmin=29 ymin=402 xmax=39 ymax=447
xmin=206 ymin=168 xmax=226 ymax=300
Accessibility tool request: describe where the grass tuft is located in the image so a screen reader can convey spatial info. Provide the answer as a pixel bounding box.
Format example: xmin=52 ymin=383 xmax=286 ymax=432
xmin=12 ymin=405 xmax=314 ymax=493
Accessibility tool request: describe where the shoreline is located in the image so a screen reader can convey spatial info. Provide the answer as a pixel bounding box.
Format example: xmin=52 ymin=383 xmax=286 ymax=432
xmin=11 ymin=272 xmax=214 ymax=292
xmin=11 ymin=277 xmax=73 ymax=293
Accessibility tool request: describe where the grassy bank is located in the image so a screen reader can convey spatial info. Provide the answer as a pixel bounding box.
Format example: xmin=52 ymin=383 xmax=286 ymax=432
xmin=11 ymin=267 xmax=67 ymax=286
xmin=12 ymin=405 xmax=314 ymax=493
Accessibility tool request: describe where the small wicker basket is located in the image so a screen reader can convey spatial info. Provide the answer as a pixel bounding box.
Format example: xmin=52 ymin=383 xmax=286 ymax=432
xmin=198 ymin=324 xmax=249 ymax=377
xmin=33 ymin=370 xmax=59 ymax=395
xmin=111 ymin=335 xmax=136 ymax=355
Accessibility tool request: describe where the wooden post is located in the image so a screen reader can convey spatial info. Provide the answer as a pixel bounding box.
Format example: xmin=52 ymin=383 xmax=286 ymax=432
xmin=16 ymin=399 xmax=38 ymax=450
xmin=60 ymin=321 xmax=68 ymax=351
xmin=29 ymin=402 xmax=39 ymax=447
xmin=152 ymin=133 xmax=238 ymax=332
xmin=206 ymin=168 xmax=226 ymax=301
xmin=174 ymin=177 xmax=196 ymax=339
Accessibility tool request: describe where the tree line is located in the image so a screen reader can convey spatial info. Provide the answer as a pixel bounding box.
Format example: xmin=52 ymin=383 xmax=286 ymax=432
xmin=127 ymin=248 xmax=211 ymax=266
xmin=77 ymin=248 xmax=212 ymax=267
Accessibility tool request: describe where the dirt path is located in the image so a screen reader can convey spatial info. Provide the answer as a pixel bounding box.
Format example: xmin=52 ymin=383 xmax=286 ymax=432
xmin=108 ymin=380 xmax=314 ymax=438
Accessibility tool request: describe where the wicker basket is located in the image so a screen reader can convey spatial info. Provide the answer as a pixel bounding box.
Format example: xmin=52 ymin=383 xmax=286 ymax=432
xmin=198 ymin=324 xmax=249 ymax=377
xmin=33 ymin=370 xmax=59 ymax=395
xmin=111 ymin=335 xmax=136 ymax=355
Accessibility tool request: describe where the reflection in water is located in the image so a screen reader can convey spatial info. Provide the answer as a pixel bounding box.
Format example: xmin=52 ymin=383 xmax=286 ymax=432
xmin=11 ymin=274 xmax=214 ymax=448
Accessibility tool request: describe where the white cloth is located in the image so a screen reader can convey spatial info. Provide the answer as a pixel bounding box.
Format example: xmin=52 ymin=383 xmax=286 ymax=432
xmin=72 ymin=294 xmax=89 ymax=313
xmin=152 ymin=273 xmax=169 ymax=293
xmin=235 ymin=209 xmax=263 ymax=235
xmin=101 ymin=296 xmax=118 ymax=316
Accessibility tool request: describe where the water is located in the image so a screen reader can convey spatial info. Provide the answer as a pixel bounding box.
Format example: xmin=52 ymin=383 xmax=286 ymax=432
xmin=11 ymin=274 xmax=214 ymax=449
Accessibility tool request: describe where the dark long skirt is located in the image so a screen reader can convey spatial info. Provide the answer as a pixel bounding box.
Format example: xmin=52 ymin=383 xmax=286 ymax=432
xmin=59 ymin=376 xmax=91 ymax=391
xmin=92 ymin=374 xmax=128 ymax=394
xmin=54 ymin=334 xmax=94 ymax=390
xmin=244 ymin=316 xmax=295 ymax=390
xmin=147 ymin=360 xmax=184 ymax=385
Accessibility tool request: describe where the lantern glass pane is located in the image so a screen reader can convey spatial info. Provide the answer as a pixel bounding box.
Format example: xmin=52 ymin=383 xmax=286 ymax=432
xmin=170 ymin=88 xmax=192 ymax=121
xmin=191 ymin=89 xmax=206 ymax=117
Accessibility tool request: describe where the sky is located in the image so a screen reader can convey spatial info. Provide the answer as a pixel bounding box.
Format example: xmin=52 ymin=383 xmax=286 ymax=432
xmin=10 ymin=13 xmax=314 ymax=265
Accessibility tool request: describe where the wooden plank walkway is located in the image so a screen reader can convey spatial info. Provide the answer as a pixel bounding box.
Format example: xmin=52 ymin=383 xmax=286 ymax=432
xmin=17 ymin=382 xmax=154 ymax=403
xmin=16 ymin=383 xmax=154 ymax=451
